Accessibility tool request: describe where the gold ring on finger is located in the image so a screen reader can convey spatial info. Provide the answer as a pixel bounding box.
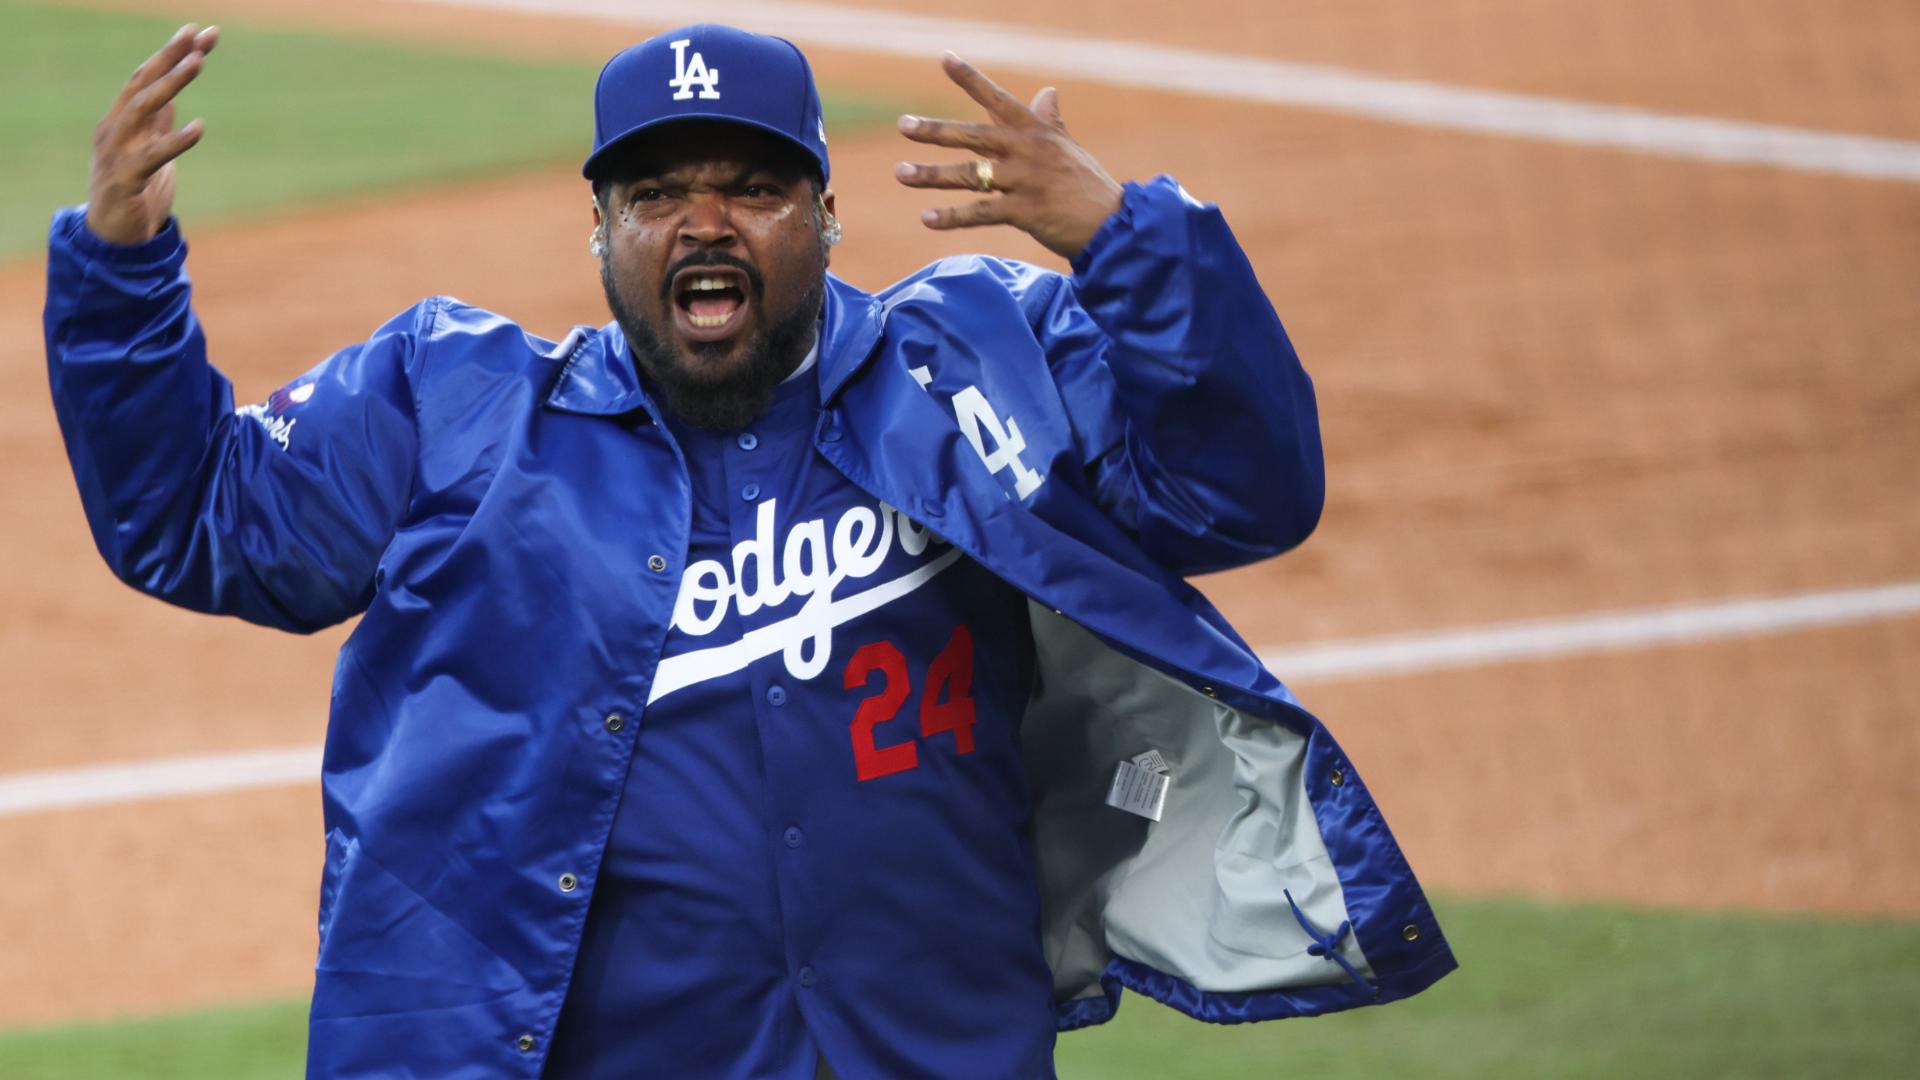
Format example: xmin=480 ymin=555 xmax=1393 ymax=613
xmin=971 ymin=157 xmax=995 ymax=193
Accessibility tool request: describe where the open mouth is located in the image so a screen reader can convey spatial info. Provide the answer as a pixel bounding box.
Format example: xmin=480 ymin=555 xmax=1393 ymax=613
xmin=672 ymin=267 xmax=751 ymax=341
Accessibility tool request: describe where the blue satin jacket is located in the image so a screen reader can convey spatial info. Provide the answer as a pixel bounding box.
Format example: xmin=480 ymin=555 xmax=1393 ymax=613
xmin=45 ymin=178 xmax=1455 ymax=1078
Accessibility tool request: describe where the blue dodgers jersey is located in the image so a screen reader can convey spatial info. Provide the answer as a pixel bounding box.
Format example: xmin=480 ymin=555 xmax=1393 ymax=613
xmin=547 ymin=369 xmax=1056 ymax=1078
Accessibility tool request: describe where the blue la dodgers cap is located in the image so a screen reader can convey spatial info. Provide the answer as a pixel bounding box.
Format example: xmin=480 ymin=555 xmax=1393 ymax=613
xmin=583 ymin=24 xmax=830 ymax=183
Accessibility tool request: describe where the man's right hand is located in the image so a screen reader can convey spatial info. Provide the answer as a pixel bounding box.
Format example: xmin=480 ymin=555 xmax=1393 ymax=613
xmin=87 ymin=23 xmax=219 ymax=245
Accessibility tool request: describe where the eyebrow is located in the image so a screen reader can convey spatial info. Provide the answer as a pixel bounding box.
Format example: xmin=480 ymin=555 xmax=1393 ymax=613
xmin=619 ymin=161 xmax=791 ymax=187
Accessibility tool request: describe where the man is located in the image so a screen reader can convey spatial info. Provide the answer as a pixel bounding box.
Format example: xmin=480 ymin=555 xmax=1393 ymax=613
xmin=46 ymin=21 xmax=1454 ymax=1080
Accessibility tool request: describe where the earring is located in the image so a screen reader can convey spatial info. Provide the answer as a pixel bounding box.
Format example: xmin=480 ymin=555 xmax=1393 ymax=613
xmin=588 ymin=231 xmax=607 ymax=258
xmin=822 ymin=215 xmax=843 ymax=247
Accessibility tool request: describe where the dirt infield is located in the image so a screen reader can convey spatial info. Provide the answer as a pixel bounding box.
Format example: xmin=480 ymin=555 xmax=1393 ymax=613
xmin=2 ymin=0 xmax=1917 ymax=1027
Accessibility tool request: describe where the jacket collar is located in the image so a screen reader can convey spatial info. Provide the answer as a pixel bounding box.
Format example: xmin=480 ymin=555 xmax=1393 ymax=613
xmin=543 ymin=272 xmax=885 ymax=418
xmin=542 ymin=325 xmax=650 ymax=418
xmin=816 ymin=273 xmax=886 ymax=405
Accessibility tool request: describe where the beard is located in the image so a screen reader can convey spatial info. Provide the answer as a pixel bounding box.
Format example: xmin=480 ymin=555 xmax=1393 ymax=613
xmin=601 ymin=253 xmax=824 ymax=432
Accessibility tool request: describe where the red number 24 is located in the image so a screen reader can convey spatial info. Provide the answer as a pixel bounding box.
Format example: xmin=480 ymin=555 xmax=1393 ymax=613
xmin=843 ymin=625 xmax=977 ymax=782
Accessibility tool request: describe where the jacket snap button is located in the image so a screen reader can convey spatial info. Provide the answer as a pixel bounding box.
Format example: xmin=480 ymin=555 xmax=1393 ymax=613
xmin=647 ymin=554 xmax=667 ymax=573
xmin=604 ymin=712 xmax=624 ymax=733
xmin=737 ymin=432 xmax=759 ymax=451
xmin=558 ymin=873 xmax=578 ymax=893
xmin=1201 ymin=685 xmax=1218 ymax=698
xmin=1330 ymin=768 xmax=1345 ymax=787
xmin=798 ymin=965 xmax=818 ymax=988
xmin=784 ymin=826 xmax=804 ymax=848
xmin=1402 ymin=924 xmax=1421 ymax=942
xmin=516 ymin=1034 xmax=535 ymax=1052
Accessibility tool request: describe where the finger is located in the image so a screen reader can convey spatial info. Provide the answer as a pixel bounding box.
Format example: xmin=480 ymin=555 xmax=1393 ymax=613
xmin=108 ymin=24 xmax=200 ymax=119
xmin=920 ymin=197 xmax=1014 ymax=231
xmin=131 ymin=118 xmax=206 ymax=180
xmin=897 ymin=115 xmax=1008 ymax=154
xmin=894 ymin=160 xmax=1012 ymax=192
xmin=119 ymin=49 xmax=207 ymax=139
xmin=1030 ymin=86 xmax=1063 ymax=128
xmin=941 ymin=52 xmax=1033 ymax=128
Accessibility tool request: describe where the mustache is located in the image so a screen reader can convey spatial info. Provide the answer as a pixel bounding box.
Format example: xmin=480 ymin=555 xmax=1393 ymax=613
xmin=661 ymin=250 xmax=765 ymax=303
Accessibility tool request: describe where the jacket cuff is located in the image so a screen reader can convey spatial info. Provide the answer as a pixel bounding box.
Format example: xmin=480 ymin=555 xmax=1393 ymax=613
xmin=1068 ymin=175 xmax=1191 ymax=280
xmin=52 ymin=205 xmax=186 ymax=268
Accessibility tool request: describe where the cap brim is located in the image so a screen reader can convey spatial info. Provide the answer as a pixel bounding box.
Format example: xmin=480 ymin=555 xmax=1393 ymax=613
xmin=582 ymin=114 xmax=828 ymax=181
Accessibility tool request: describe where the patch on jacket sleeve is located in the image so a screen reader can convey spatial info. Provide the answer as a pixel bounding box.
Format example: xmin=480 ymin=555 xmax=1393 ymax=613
xmin=235 ymin=380 xmax=315 ymax=451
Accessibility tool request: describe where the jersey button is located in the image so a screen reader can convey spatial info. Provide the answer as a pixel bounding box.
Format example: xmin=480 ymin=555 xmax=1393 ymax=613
xmin=766 ymin=684 xmax=787 ymax=706
xmin=797 ymin=965 xmax=818 ymax=988
xmin=741 ymin=482 xmax=761 ymax=501
xmin=784 ymin=826 xmax=804 ymax=848
xmin=737 ymin=432 xmax=759 ymax=451
xmin=558 ymin=872 xmax=578 ymax=893
xmin=647 ymin=554 xmax=668 ymax=573
xmin=604 ymin=712 xmax=625 ymax=733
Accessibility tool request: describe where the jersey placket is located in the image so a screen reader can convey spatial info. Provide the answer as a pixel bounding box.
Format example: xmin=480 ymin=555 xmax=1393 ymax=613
xmin=719 ymin=403 xmax=837 ymax=1029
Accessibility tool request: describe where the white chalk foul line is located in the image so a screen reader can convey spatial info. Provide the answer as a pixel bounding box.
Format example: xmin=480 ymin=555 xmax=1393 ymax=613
xmin=1260 ymin=579 xmax=1920 ymax=682
xmin=4 ymin=579 xmax=1917 ymax=818
xmin=0 ymin=744 xmax=321 ymax=819
xmin=411 ymin=0 xmax=1920 ymax=183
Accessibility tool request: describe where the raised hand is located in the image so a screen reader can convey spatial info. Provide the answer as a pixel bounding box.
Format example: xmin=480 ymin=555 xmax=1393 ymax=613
xmin=894 ymin=53 xmax=1124 ymax=261
xmin=87 ymin=23 xmax=220 ymax=245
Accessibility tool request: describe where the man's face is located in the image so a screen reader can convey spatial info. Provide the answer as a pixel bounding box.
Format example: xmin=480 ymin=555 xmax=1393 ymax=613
xmin=593 ymin=121 xmax=833 ymax=430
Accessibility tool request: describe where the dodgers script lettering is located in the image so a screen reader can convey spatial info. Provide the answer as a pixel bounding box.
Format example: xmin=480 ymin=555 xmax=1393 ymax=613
xmin=648 ymin=498 xmax=957 ymax=704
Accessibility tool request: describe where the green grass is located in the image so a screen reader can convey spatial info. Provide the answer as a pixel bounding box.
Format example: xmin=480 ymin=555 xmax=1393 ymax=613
xmin=0 ymin=0 xmax=904 ymax=258
xmin=1060 ymin=896 xmax=1920 ymax=1079
xmin=3 ymin=896 xmax=1915 ymax=1078
xmin=0 ymin=999 xmax=309 ymax=1080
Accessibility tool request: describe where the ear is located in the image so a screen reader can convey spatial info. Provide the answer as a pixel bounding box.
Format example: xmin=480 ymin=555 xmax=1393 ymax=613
xmin=819 ymin=187 xmax=839 ymax=267
xmin=590 ymin=195 xmax=604 ymax=230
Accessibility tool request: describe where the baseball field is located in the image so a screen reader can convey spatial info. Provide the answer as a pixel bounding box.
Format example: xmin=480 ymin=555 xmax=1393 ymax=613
xmin=2 ymin=0 xmax=1917 ymax=1076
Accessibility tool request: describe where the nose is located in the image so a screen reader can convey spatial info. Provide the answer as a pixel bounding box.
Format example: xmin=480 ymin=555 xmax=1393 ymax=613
xmin=678 ymin=192 xmax=736 ymax=249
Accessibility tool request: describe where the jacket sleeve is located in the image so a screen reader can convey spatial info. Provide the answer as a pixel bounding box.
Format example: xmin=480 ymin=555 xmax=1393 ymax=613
xmin=1032 ymin=176 xmax=1325 ymax=577
xmin=43 ymin=207 xmax=424 ymax=633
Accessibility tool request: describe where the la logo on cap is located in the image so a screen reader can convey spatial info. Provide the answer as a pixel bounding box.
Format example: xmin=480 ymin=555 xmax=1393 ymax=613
xmin=668 ymin=39 xmax=720 ymax=100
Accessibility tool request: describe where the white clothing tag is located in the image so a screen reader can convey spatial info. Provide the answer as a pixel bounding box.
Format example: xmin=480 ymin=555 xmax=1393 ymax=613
xmin=1131 ymin=749 xmax=1170 ymax=775
xmin=1107 ymin=759 xmax=1170 ymax=821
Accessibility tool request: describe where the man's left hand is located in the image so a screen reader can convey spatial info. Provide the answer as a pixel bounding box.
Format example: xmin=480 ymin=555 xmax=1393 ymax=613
xmin=895 ymin=54 xmax=1124 ymax=261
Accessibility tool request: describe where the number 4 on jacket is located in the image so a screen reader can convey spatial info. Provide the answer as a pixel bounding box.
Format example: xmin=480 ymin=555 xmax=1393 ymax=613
xmin=908 ymin=365 xmax=1045 ymax=500
xmin=844 ymin=625 xmax=977 ymax=781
